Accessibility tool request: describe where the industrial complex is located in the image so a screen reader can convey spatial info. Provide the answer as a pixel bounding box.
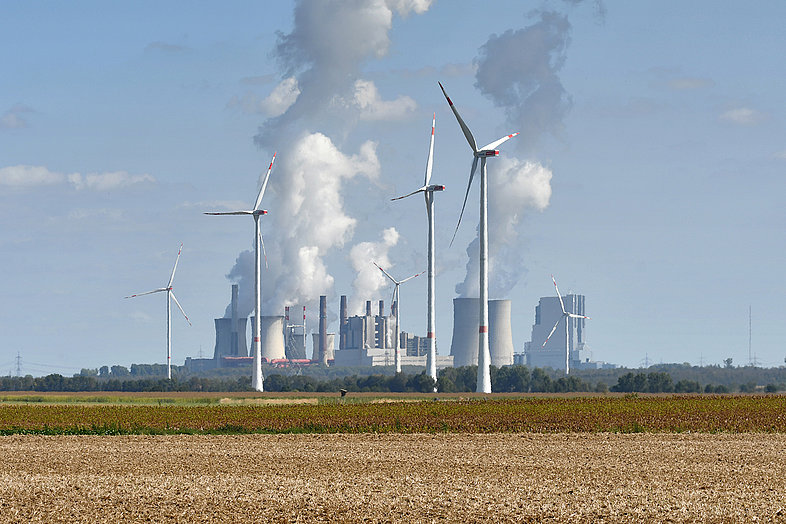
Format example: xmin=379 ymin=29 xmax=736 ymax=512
xmin=186 ymin=282 xmax=613 ymax=375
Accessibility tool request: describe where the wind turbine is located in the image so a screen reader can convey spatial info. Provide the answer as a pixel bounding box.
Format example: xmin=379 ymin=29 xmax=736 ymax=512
xmin=439 ymin=81 xmax=519 ymax=393
xmin=391 ymin=113 xmax=444 ymax=386
xmin=541 ymin=275 xmax=591 ymax=375
xmin=125 ymin=243 xmax=191 ymax=380
xmin=373 ymin=262 xmax=424 ymax=373
xmin=205 ymin=152 xmax=276 ymax=392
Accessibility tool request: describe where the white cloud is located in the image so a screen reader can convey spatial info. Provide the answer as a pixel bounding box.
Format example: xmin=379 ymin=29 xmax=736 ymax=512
xmin=0 ymin=165 xmax=65 ymax=187
xmin=719 ymin=107 xmax=764 ymax=126
xmin=260 ymin=77 xmax=301 ymax=117
xmin=0 ymin=104 xmax=34 ymax=129
xmin=0 ymin=165 xmax=154 ymax=191
xmin=351 ymin=79 xmax=417 ymax=121
xmin=67 ymin=172 xmax=154 ymax=191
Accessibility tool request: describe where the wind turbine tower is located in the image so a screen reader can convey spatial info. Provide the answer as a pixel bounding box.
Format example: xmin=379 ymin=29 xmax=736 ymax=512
xmin=125 ymin=243 xmax=191 ymax=379
xmin=374 ymin=262 xmax=423 ymax=373
xmin=439 ymin=82 xmax=519 ymax=393
xmin=392 ymin=113 xmax=444 ymax=385
xmin=205 ymin=152 xmax=276 ymax=392
xmin=541 ymin=275 xmax=591 ymax=375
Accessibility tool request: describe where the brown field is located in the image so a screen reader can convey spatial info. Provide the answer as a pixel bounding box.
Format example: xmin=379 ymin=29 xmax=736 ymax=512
xmin=1 ymin=433 xmax=785 ymax=522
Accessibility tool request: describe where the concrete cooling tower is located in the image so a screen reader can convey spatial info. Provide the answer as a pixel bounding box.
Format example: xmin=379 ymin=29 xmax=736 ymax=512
xmin=213 ymin=318 xmax=249 ymax=359
xmin=450 ymin=298 xmax=513 ymax=368
xmin=251 ymin=316 xmax=286 ymax=361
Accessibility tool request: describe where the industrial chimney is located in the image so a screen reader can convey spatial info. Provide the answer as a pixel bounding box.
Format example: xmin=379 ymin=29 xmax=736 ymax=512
xmin=339 ymin=295 xmax=348 ymax=350
xmin=319 ymin=295 xmax=328 ymax=366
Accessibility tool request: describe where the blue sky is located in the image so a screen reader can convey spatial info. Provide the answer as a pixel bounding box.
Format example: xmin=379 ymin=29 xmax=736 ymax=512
xmin=1 ymin=1 xmax=784 ymax=376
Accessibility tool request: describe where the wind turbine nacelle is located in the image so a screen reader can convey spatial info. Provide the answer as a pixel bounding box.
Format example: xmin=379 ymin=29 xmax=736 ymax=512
xmin=428 ymin=184 xmax=445 ymax=192
xmin=476 ymin=150 xmax=500 ymax=158
xmin=253 ymin=210 xmax=268 ymax=216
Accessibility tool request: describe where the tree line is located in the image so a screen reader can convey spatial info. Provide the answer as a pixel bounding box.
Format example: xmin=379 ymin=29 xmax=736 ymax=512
xmin=3 ymin=365 xmax=779 ymax=393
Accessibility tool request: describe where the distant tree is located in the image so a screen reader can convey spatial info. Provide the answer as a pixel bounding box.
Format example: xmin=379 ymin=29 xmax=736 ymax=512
xmin=99 ymin=366 xmax=109 ymax=377
xmin=674 ymin=379 xmax=701 ymax=393
xmin=530 ymin=368 xmax=552 ymax=392
xmin=110 ymin=365 xmax=130 ymax=377
xmin=724 ymin=358 xmax=734 ymax=369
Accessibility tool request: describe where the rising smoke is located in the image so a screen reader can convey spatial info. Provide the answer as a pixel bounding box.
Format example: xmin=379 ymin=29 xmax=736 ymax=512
xmin=224 ymin=0 xmax=433 ymax=318
xmin=455 ymin=6 xmax=589 ymax=299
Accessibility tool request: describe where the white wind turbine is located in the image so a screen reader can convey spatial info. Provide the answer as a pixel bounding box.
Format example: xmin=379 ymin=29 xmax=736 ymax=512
xmin=541 ymin=275 xmax=591 ymax=375
xmin=125 ymin=243 xmax=191 ymax=380
xmin=391 ymin=113 xmax=444 ymax=386
xmin=205 ymin=152 xmax=276 ymax=392
xmin=439 ymin=81 xmax=519 ymax=393
xmin=373 ymin=262 xmax=424 ymax=373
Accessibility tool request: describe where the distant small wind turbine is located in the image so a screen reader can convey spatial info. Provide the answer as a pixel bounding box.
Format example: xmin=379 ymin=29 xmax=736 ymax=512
xmin=205 ymin=152 xmax=276 ymax=392
xmin=391 ymin=113 xmax=444 ymax=386
xmin=373 ymin=262 xmax=424 ymax=373
xmin=542 ymin=275 xmax=591 ymax=375
xmin=439 ymin=81 xmax=518 ymax=393
xmin=125 ymin=243 xmax=191 ymax=380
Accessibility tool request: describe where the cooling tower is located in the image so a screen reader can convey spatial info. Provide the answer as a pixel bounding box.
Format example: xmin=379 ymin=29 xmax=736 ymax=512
xmin=312 ymin=333 xmax=335 ymax=361
xmin=251 ymin=316 xmax=285 ymax=361
xmin=450 ymin=298 xmax=514 ymax=368
xmin=213 ymin=317 xmax=249 ymax=359
xmin=450 ymin=298 xmax=479 ymax=367
xmin=489 ymin=299 xmax=514 ymax=367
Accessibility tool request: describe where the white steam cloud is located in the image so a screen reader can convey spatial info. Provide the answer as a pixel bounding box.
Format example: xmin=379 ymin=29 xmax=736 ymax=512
xmin=474 ymin=11 xmax=573 ymax=152
xmin=348 ymin=227 xmax=400 ymax=315
xmin=455 ymin=159 xmax=552 ymax=298
xmin=223 ymin=0 xmax=433 ymax=320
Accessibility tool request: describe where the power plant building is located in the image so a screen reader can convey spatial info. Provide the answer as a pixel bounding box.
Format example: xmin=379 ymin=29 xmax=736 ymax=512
xmin=522 ymin=293 xmax=612 ymax=370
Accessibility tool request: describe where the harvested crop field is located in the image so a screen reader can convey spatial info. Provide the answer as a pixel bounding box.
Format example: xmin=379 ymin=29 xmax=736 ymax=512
xmin=1 ymin=433 xmax=785 ymax=522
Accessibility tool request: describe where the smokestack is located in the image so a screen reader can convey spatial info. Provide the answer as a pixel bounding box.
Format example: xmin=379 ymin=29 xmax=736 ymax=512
xmin=378 ymin=299 xmax=384 ymax=317
xmin=489 ymin=299 xmax=514 ymax=367
xmin=366 ymin=300 xmax=372 ymax=317
xmin=231 ymin=284 xmax=239 ymax=356
xmin=312 ymin=333 xmax=335 ymax=362
xmin=340 ymin=295 xmax=348 ymax=350
xmin=319 ymin=295 xmax=328 ymax=365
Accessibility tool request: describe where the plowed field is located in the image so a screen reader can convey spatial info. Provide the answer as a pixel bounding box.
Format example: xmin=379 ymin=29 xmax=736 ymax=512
xmin=1 ymin=433 xmax=784 ymax=522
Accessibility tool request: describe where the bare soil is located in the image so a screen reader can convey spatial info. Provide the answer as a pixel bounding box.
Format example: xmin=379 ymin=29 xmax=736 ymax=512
xmin=0 ymin=433 xmax=784 ymax=522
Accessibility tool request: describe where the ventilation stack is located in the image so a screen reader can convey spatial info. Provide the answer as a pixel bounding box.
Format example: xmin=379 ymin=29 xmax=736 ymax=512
xmin=318 ymin=295 xmax=328 ymax=365
xmin=339 ymin=295 xmax=348 ymax=350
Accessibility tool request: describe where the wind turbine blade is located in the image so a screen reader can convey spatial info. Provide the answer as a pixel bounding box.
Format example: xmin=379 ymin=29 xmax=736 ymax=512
xmin=167 ymin=243 xmax=183 ymax=288
xmin=551 ymin=275 xmax=566 ymax=314
xmin=542 ymin=318 xmax=563 ymax=348
xmin=253 ymin=152 xmax=276 ymax=211
xmin=438 ymin=82 xmax=477 ymax=153
xmin=373 ymin=261 xmax=396 ymax=284
xmin=203 ymin=211 xmax=253 ymax=215
xmin=259 ymin=231 xmax=268 ymax=269
xmin=391 ymin=187 xmax=426 ymax=201
xmin=399 ymin=270 xmax=425 ymax=284
xmin=124 ymin=288 xmax=167 ymax=298
xmin=568 ymin=313 xmax=591 ymax=320
xmin=450 ymin=156 xmax=479 ymax=247
xmin=424 ymin=112 xmax=435 ymax=186
xmin=480 ymin=132 xmax=520 ymax=152
xmin=170 ymin=292 xmax=191 ymax=326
